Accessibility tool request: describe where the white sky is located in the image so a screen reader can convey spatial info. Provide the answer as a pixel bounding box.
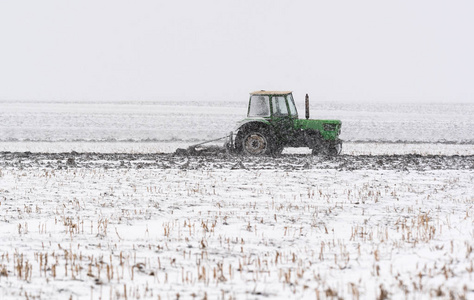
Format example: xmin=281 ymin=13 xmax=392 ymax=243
xmin=1 ymin=1 xmax=473 ymax=103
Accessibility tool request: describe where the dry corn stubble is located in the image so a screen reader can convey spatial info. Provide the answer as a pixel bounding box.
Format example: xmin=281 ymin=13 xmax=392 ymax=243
xmin=0 ymin=164 xmax=472 ymax=299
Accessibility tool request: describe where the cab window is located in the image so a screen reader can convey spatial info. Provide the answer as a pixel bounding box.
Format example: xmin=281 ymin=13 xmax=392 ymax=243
xmin=287 ymin=94 xmax=298 ymax=117
xmin=271 ymin=96 xmax=289 ymax=116
xmin=248 ymin=95 xmax=270 ymax=117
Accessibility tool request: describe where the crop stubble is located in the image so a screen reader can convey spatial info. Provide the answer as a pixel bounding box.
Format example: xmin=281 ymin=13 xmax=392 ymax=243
xmin=0 ymin=153 xmax=473 ymax=299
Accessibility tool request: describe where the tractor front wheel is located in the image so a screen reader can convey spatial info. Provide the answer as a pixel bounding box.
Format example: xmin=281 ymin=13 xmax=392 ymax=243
xmin=325 ymin=141 xmax=342 ymax=156
xmin=311 ymin=140 xmax=342 ymax=156
xmin=312 ymin=140 xmax=342 ymax=156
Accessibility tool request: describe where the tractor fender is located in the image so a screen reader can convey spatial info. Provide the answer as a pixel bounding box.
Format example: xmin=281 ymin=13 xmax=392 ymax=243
xmin=235 ymin=120 xmax=274 ymax=137
xmin=233 ymin=118 xmax=270 ymax=131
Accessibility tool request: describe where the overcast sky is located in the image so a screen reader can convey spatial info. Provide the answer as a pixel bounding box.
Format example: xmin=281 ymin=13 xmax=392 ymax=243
xmin=1 ymin=1 xmax=473 ymax=103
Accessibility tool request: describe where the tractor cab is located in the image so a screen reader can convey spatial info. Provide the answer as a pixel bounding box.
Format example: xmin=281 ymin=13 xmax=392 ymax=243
xmin=247 ymin=91 xmax=297 ymax=119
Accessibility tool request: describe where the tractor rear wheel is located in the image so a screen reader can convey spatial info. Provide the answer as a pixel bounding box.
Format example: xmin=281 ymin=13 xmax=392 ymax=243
xmin=242 ymin=130 xmax=274 ymax=156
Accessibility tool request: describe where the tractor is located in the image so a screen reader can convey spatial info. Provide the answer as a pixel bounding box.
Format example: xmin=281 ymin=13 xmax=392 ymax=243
xmin=175 ymin=90 xmax=342 ymax=156
xmin=226 ymin=91 xmax=342 ymax=156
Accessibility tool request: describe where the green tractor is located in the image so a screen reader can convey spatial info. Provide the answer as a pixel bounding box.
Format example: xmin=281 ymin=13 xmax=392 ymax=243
xmin=227 ymin=91 xmax=342 ymax=156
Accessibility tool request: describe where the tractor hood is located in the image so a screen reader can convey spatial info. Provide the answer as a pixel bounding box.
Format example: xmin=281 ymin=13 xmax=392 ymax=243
xmin=296 ymin=119 xmax=342 ymax=140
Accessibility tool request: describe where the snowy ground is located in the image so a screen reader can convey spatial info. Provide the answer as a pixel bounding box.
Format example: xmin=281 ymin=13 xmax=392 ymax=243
xmin=0 ymin=147 xmax=473 ymax=299
xmin=1 ymin=100 xmax=473 ymax=299
xmin=0 ymin=141 xmax=473 ymax=156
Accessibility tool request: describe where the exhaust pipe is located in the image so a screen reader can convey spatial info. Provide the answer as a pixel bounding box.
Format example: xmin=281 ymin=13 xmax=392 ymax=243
xmin=305 ymin=94 xmax=310 ymax=119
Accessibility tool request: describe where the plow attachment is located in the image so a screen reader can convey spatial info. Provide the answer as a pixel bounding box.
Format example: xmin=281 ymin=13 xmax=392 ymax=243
xmin=174 ymin=133 xmax=234 ymax=156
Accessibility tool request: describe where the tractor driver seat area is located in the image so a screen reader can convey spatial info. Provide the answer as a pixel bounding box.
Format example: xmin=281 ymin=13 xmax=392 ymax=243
xmin=248 ymin=95 xmax=270 ymax=117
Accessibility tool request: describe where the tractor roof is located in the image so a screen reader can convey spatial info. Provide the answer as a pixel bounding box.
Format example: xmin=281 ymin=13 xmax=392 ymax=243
xmin=250 ymin=90 xmax=292 ymax=95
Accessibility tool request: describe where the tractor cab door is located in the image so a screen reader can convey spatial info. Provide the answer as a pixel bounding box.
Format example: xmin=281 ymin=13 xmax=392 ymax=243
xmin=270 ymin=95 xmax=298 ymax=145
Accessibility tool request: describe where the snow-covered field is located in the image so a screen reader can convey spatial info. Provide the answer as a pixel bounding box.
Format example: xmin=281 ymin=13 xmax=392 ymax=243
xmin=0 ymin=101 xmax=473 ymax=299
xmin=0 ymin=141 xmax=473 ymax=156
xmin=0 ymin=151 xmax=473 ymax=299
